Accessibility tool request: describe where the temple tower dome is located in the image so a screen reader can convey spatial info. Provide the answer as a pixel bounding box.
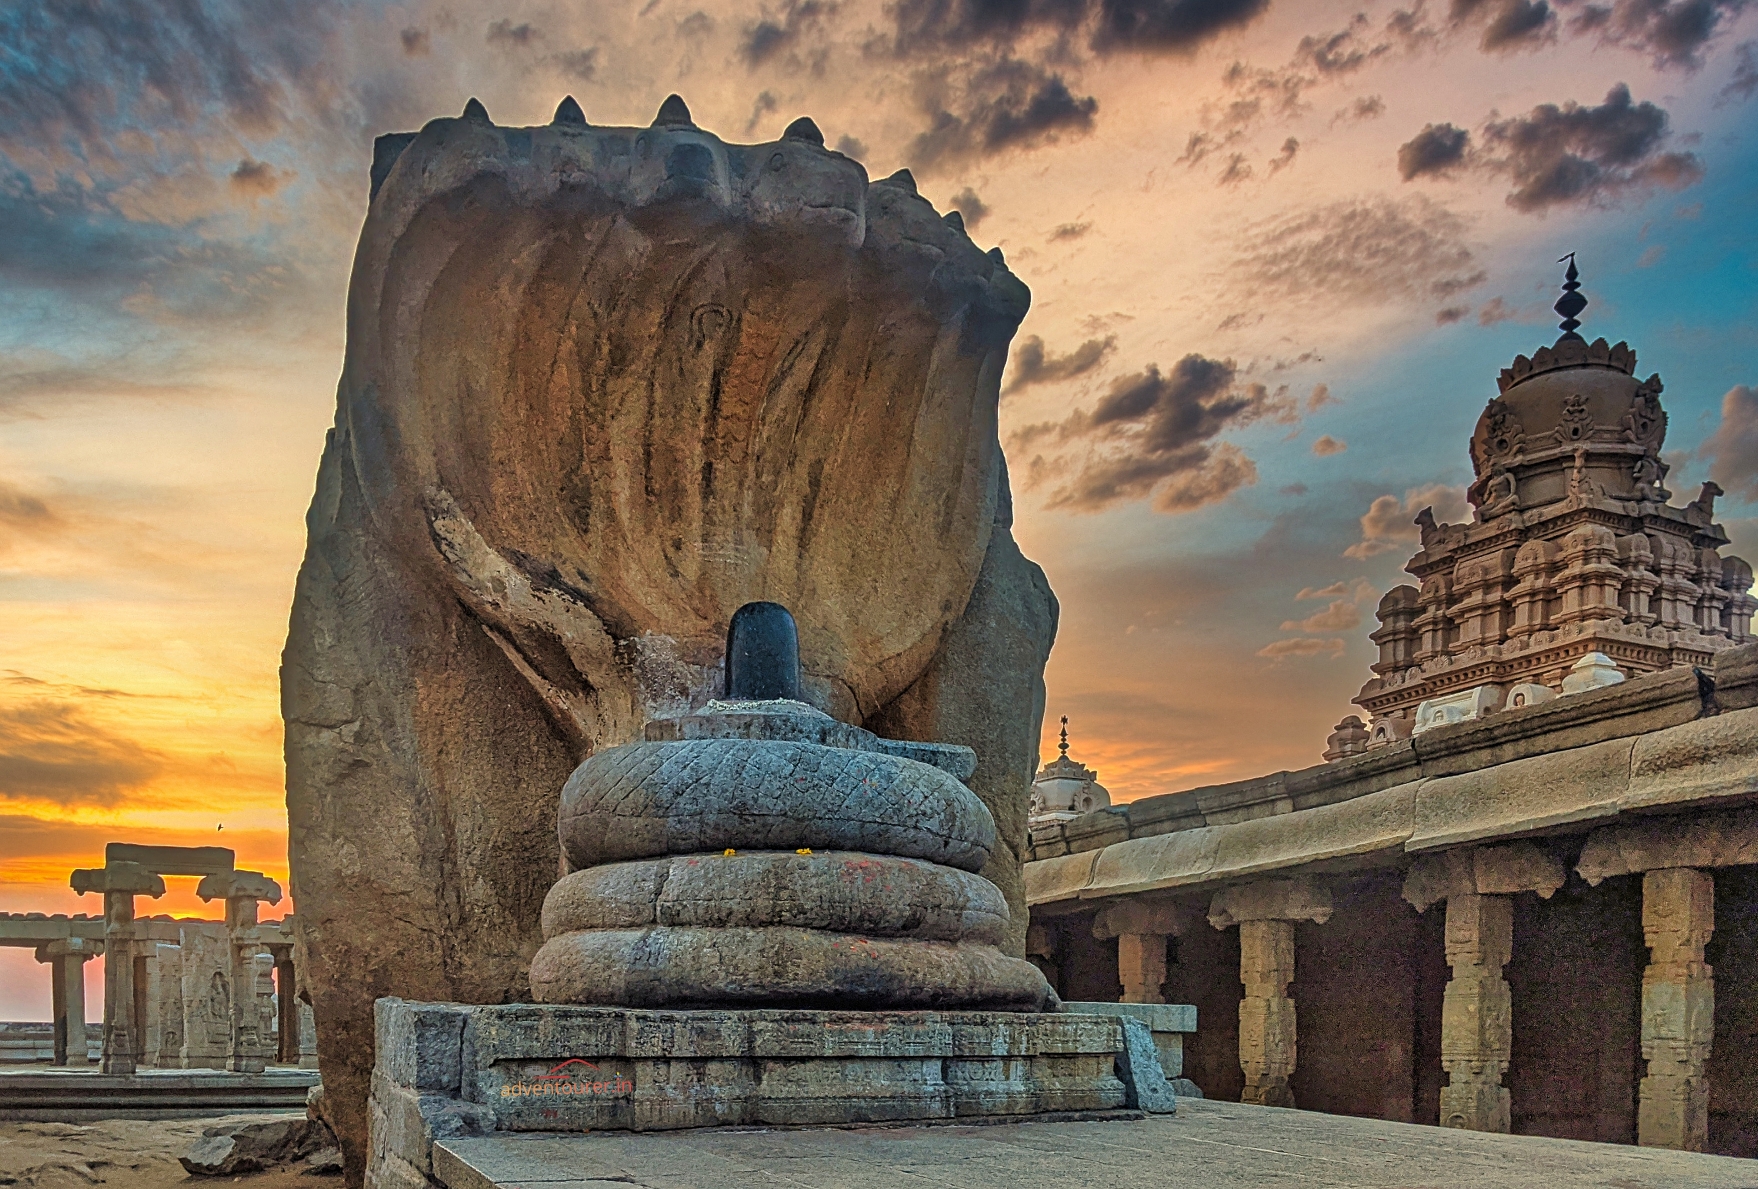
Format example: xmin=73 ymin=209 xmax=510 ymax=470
xmin=1028 ymin=717 xmax=1111 ymax=825
xmin=1353 ymin=260 xmax=1756 ymax=739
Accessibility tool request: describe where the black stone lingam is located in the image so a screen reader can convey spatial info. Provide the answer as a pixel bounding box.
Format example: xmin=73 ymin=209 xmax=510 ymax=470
xmin=725 ymin=601 xmax=802 ymax=701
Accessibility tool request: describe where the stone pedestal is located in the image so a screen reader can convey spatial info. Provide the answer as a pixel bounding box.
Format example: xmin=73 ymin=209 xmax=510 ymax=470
xmin=366 ymin=998 xmax=1159 ymax=1189
xmin=1638 ymin=867 xmax=1714 ymax=1151
xmin=1439 ymin=892 xmax=1512 ymax=1133
xmin=1237 ymin=920 xmax=1297 ymax=1108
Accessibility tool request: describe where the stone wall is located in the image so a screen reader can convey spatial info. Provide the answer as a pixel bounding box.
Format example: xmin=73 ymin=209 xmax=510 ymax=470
xmin=1708 ymin=865 xmax=1758 ymax=1155
xmin=1160 ymin=918 xmax=1242 ymax=1104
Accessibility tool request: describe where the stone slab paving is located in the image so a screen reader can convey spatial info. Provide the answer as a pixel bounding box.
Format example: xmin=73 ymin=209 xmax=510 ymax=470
xmin=0 ymin=1066 xmax=317 ymax=1120
xmin=433 ymin=1098 xmax=1758 ymax=1189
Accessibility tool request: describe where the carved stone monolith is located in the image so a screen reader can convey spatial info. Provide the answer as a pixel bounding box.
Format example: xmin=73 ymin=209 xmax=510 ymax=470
xmin=282 ymin=99 xmax=1055 ymax=1184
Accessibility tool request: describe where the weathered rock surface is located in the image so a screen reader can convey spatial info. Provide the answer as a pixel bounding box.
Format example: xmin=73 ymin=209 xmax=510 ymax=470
xmin=540 ymin=850 xmax=1009 ymax=943
xmin=557 ymin=740 xmax=997 ymax=872
xmin=180 ymin=1116 xmax=336 ymax=1176
xmin=529 ymin=926 xmax=1053 ymax=1009
xmin=282 ymin=100 xmax=1054 ymax=1184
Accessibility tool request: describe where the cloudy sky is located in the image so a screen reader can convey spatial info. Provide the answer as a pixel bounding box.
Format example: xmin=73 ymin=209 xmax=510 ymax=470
xmin=3 ymin=0 xmax=1757 ymax=1015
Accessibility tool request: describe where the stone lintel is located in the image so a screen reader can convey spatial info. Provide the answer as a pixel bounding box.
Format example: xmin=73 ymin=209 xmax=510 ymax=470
xmin=1403 ymin=842 xmax=1568 ymax=912
xmin=104 ymin=842 xmax=235 ymax=877
xmin=1092 ymin=897 xmax=1191 ymax=939
xmin=1715 ymin=640 xmax=1758 ymax=711
xmin=1208 ymin=878 xmax=1333 ymax=930
xmin=1577 ymin=807 xmax=1758 ymax=885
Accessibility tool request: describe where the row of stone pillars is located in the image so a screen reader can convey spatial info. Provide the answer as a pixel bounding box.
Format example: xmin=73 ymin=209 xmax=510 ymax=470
xmin=71 ymin=857 xmax=287 ymax=1075
xmin=40 ymin=936 xmax=100 ymax=1065
xmin=1089 ymin=848 xmax=1716 ymax=1150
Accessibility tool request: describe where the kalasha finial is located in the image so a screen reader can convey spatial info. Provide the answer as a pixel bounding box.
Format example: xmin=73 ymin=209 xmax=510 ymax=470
xmin=1059 ymin=715 xmax=1069 ymax=757
xmin=1554 ymin=252 xmax=1587 ymax=343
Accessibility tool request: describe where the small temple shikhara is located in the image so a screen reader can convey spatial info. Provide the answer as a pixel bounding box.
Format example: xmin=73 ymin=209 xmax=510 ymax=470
xmin=1029 ymin=717 xmax=1112 ymax=825
xmin=1345 ymin=260 xmax=1755 ymax=748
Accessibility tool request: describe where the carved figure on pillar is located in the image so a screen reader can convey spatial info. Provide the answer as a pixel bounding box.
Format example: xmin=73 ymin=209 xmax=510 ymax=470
xmin=196 ymin=869 xmax=283 ymax=1074
xmin=1638 ymin=867 xmax=1714 ymax=1151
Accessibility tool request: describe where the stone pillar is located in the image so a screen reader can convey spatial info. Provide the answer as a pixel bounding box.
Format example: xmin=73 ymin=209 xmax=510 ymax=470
xmin=1638 ymin=867 xmax=1714 ymax=1151
xmin=1438 ymin=892 xmax=1512 ymax=1132
xmin=37 ymin=938 xmax=99 ymax=1066
xmin=275 ymin=955 xmax=299 ymax=1064
xmin=1208 ymin=878 xmax=1332 ymax=1110
xmin=1117 ymin=933 xmax=1168 ymax=1005
xmin=197 ymin=869 xmax=282 ymax=1074
xmin=297 ymin=1000 xmax=320 ymax=1069
xmin=178 ymin=923 xmax=233 ymax=1069
xmin=1237 ymin=919 xmax=1297 ymax=1107
xmin=71 ymin=861 xmax=165 ymax=1076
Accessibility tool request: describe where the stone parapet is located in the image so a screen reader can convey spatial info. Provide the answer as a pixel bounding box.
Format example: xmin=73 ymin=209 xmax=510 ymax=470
xmin=1027 ymin=657 xmax=1758 ymax=909
xmin=366 ymin=997 xmax=1167 ymax=1186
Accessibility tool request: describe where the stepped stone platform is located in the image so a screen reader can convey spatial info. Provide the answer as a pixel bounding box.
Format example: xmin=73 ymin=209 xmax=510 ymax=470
xmin=0 ymin=1066 xmax=318 ymax=1121
xmin=430 ymin=1099 xmax=1758 ymax=1189
xmin=367 ymin=998 xmax=1177 ymax=1189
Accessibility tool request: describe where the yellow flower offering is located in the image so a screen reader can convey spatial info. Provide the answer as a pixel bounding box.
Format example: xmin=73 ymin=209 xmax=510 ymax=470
xmin=795 ymin=848 xmax=813 ymax=855
xmin=723 ymin=848 xmax=736 ymax=856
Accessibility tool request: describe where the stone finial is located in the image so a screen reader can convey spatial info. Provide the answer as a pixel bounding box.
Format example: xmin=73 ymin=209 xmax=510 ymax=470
xmin=1554 ymin=252 xmax=1586 ymax=342
xmin=942 ymin=210 xmax=965 ymax=232
xmin=553 ymin=96 xmax=587 ymax=126
xmin=881 ymin=168 xmax=918 ymax=195
xmin=724 ymin=601 xmax=802 ymax=701
xmin=1322 ymin=715 xmax=1369 ymax=762
xmin=1560 ymin=652 xmax=1625 ymax=694
xmin=653 ymin=94 xmax=694 ymax=127
xmin=461 ymin=98 xmax=491 ymax=124
xmin=1058 ymin=715 xmax=1069 ymax=758
xmin=196 ymin=870 xmax=283 ymax=905
xmin=782 ymin=116 xmax=824 ymax=145
xmin=988 ymin=246 xmax=1006 ymax=266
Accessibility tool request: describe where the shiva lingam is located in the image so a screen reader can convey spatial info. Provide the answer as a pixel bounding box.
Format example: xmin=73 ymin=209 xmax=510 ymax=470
xmin=530 ymin=601 xmax=1054 ymax=1011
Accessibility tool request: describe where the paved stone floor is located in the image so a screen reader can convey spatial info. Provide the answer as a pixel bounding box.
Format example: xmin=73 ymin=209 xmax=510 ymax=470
xmin=434 ymin=1099 xmax=1758 ymax=1188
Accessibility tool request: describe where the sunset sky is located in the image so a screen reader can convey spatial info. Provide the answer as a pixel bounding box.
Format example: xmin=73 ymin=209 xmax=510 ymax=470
xmin=3 ymin=0 xmax=1757 ymax=1017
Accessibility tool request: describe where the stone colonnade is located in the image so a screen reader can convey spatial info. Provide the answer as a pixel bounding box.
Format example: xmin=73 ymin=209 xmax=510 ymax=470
xmin=1081 ymin=828 xmax=1739 ymax=1151
xmin=41 ymin=936 xmax=101 ymax=1065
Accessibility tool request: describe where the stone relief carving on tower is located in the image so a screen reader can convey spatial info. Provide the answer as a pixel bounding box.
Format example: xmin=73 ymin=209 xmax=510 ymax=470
xmin=1355 ymin=261 xmax=1755 ymax=738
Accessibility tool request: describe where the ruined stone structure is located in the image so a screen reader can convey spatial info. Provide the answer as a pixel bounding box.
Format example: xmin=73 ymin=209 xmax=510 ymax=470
xmin=285 ymin=95 xmax=1056 ymax=1181
xmin=1354 ymin=265 xmax=1755 ymax=738
xmin=1025 ymin=282 xmax=1758 ymax=1156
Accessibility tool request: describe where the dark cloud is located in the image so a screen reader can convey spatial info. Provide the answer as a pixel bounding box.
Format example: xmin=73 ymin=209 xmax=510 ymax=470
xmin=1397 ymin=122 xmax=1471 ymax=179
xmin=1294 ymin=15 xmax=1390 ymax=74
xmin=1574 ymin=0 xmax=1747 ymax=69
xmin=888 ymin=0 xmax=1268 ymax=58
xmin=678 ymin=11 xmax=716 ymax=38
xmin=400 ymin=27 xmax=430 ymax=55
xmin=1036 ymin=355 xmax=1291 ymax=512
xmin=0 ymin=481 xmax=56 ymax=535
xmin=0 ymin=699 xmax=164 ymax=805
xmin=836 ymin=134 xmax=869 ymax=159
xmin=1336 ymin=94 xmax=1387 ymax=122
xmin=746 ymin=90 xmax=780 ymax=134
xmin=1435 ymin=304 xmax=1469 ymax=324
xmin=1233 ymin=196 xmax=1485 ymax=311
xmin=1703 ymin=385 xmax=1758 ymax=503
xmin=1477 ymin=296 xmax=1516 ymax=324
xmin=1449 ymin=0 xmax=1557 ymax=51
xmin=229 ymin=157 xmax=287 ymax=198
xmin=1268 ymin=136 xmax=1299 ymax=173
xmin=1005 ymin=334 xmax=1116 ymax=392
xmin=1050 ymin=220 xmax=1092 ymax=240
xmin=553 ymin=48 xmax=599 ymax=81
xmin=909 ymin=59 xmax=1098 ymax=170
xmin=485 ymin=19 xmax=541 ymax=47
xmin=741 ymin=1 xmax=835 ymax=68
xmin=1088 ymin=0 xmax=1271 ymax=53
xmin=1481 ymin=83 xmax=1703 ymax=210
xmin=949 ymin=187 xmax=990 ymax=228
xmin=1218 ymin=152 xmax=1252 ymax=184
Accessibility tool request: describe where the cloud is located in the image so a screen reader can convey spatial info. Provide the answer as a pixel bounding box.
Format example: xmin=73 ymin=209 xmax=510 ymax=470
xmin=1268 ymin=137 xmax=1299 ymax=173
xmin=553 ymin=48 xmax=599 ymax=81
xmin=1089 ymin=0 xmax=1272 ymax=54
xmin=1576 ymin=0 xmax=1748 ymax=70
xmin=0 ymin=481 xmax=58 ymax=537
xmin=949 ymin=187 xmax=990 ymax=228
xmin=1702 ymin=385 xmax=1758 ymax=503
xmin=0 ymin=699 xmax=165 ymax=805
xmin=1006 ymin=335 xmax=1117 ymax=393
xmin=1281 ymin=598 xmax=1361 ymax=632
xmin=1311 ymin=434 xmax=1348 ymax=455
xmin=888 ymin=0 xmax=1270 ymax=58
xmin=1436 ymin=305 xmax=1469 ymax=324
xmin=1233 ymin=195 xmax=1484 ymax=313
xmin=1398 ymin=123 xmax=1471 ymax=179
xmin=485 ymin=19 xmax=541 ymax=47
xmin=1036 ymin=355 xmax=1289 ymax=512
xmin=1295 ymin=578 xmax=1376 ymax=600
xmin=1473 ymin=0 xmax=1557 ymax=53
xmin=1344 ymin=484 xmax=1471 ymax=558
xmin=228 ymin=157 xmax=287 ymax=199
xmin=1256 ymin=637 xmax=1346 ymax=658
xmin=746 ymin=90 xmax=780 ymax=134
xmin=1637 ymin=243 xmax=1667 ymax=267
xmin=1482 ymin=83 xmax=1704 ymax=211
xmin=1722 ymin=41 xmax=1758 ymax=101
xmin=1478 ymin=296 xmax=1516 ymax=324
xmin=1050 ymin=221 xmax=1092 ymax=240
xmin=400 ymin=27 xmax=430 ymax=55
xmin=1335 ymin=94 xmax=1387 ymax=122
xmin=836 ymin=134 xmax=869 ymax=159
xmin=909 ymin=59 xmax=1100 ymax=170
xmin=741 ymin=1 xmax=835 ymax=69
